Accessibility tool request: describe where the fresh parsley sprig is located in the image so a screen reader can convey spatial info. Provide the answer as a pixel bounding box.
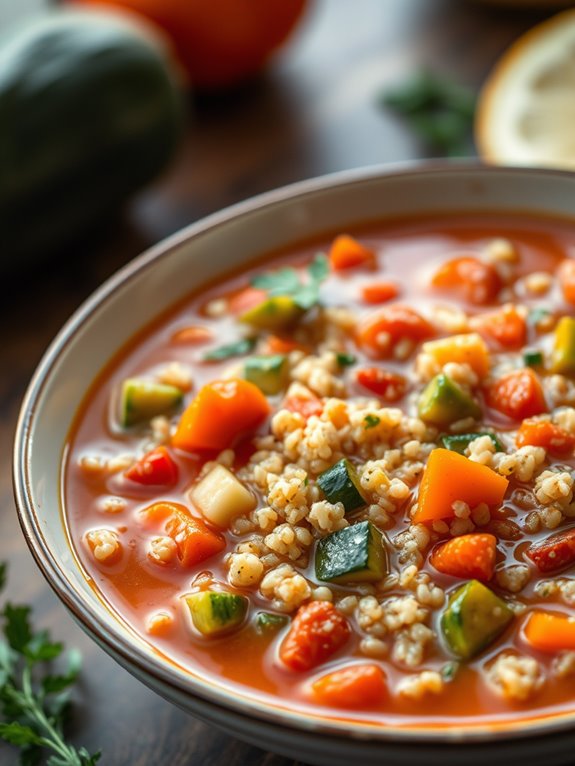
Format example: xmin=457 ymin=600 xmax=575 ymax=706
xmin=251 ymin=253 xmax=329 ymax=310
xmin=381 ymin=70 xmax=476 ymax=157
xmin=0 ymin=563 xmax=100 ymax=766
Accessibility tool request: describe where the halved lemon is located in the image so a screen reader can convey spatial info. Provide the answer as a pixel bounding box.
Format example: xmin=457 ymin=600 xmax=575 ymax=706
xmin=476 ymin=9 xmax=575 ymax=169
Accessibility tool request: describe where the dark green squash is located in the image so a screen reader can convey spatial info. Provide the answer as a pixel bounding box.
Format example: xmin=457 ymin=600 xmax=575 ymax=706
xmin=0 ymin=11 xmax=183 ymax=266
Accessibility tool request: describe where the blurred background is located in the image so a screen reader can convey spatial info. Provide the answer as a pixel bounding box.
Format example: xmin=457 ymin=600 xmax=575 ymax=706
xmin=0 ymin=0 xmax=574 ymax=763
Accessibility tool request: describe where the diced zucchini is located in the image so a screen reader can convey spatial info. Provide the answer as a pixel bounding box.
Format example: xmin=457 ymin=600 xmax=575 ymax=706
xmin=440 ymin=432 xmax=503 ymax=455
xmin=184 ymin=591 xmax=248 ymax=637
xmin=418 ymin=374 xmax=481 ymax=427
xmin=317 ymin=458 xmax=367 ymax=513
xmin=244 ymin=354 xmax=287 ymax=395
xmin=255 ymin=611 xmax=289 ymax=635
xmin=441 ymin=580 xmax=514 ymax=660
xmin=523 ymin=349 xmax=543 ymax=368
xmin=120 ymin=378 xmax=183 ymax=427
xmin=551 ymin=317 xmax=575 ymax=375
xmin=315 ymin=521 xmax=387 ymax=584
xmin=191 ymin=464 xmax=256 ymax=527
xmin=240 ymin=295 xmax=302 ymax=330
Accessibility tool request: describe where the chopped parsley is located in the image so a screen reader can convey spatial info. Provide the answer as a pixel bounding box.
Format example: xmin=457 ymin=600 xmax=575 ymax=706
xmin=251 ymin=253 xmax=329 ymax=311
xmin=336 ymin=352 xmax=357 ymax=367
xmin=364 ymin=414 xmax=380 ymax=430
xmin=203 ymin=337 xmax=257 ymax=361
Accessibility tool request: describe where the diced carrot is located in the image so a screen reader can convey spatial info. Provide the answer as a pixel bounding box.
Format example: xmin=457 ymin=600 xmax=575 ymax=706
xmin=171 ymin=326 xmax=213 ymax=344
xmin=267 ymin=335 xmax=305 ymax=354
xmin=280 ymin=601 xmax=351 ymax=672
xmin=431 ymin=256 xmax=502 ymax=305
xmin=559 ymin=259 xmax=575 ymax=305
xmin=413 ymin=449 xmax=509 ymax=524
xmin=487 ymin=369 xmax=547 ymax=421
xmin=361 ymin=281 xmax=399 ymax=305
xmin=470 ymin=305 xmax=527 ymax=350
xmin=329 ymin=234 xmax=375 ymax=271
xmin=524 ymin=611 xmax=575 ymax=653
xmin=430 ymin=533 xmax=497 ymax=581
xmin=356 ymin=367 xmax=407 ymax=401
xmin=311 ymin=663 xmax=386 ymax=709
xmin=283 ymin=392 xmax=323 ymax=419
xmin=172 ymin=379 xmax=270 ymax=452
xmin=526 ymin=528 xmax=575 ymax=573
xmin=141 ymin=501 xmax=227 ymax=567
xmin=124 ymin=446 xmax=179 ymax=486
xmin=228 ymin=286 xmax=268 ymax=314
xmin=165 ymin=507 xmax=226 ymax=567
xmin=516 ymin=419 xmax=575 ymax=456
xmin=421 ymin=333 xmax=490 ymax=378
xmin=356 ymin=306 xmax=434 ymax=359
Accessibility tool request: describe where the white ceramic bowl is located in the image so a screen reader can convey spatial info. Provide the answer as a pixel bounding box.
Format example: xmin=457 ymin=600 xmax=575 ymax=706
xmin=13 ymin=163 xmax=575 ymax=766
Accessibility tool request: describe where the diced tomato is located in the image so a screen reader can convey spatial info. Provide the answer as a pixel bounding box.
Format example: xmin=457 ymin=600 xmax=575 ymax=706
xmin=311 ymin=663 xmax=386 ymax=709
xmin=516 ymin=419 xmax=575 ymax=456
xmin=329 ymin=235 xmax=375 ymax=271
xmin=559 ymin=259 xmax=575 ymax=305
xmin=356 ymin=305 xmax=434 ymax=359
xmin=361 ymin=281 xmax=399 ymax=305
xmin=124 ymin=446 xmax=179 ymax=486
xmin=431 ymin=256 xmax=502 ymax=305
xmin=283 ymin=392 xmax=323 ymax=419
xmin=228 ymin=286 xmax=268 ymax=314
xmin=172 ymin=379 xmax=270 ymax=452
xmin=430 ymin=533 xmax=497 ymax=582
xmin=356 ymin=367 xmax=407 ymax=401
xmin=471 ymin=305 xmax=527 ymax=349
xmin=171 ymin=326 xmax=213 ymax=344
xmin=486 ymin=369 xmax=547 ymax=421
xmin=279 ymin=601 xmax=351 ymax=672
xmin=526 ymin=528 xmax=575 ymax=574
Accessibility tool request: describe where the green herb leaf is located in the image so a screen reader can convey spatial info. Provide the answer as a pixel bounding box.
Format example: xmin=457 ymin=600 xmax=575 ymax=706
xmin=364 ymin=414 xmax=380 ymax=429
xmin=0 ymin=722 xmax=43 ymax=746
xmin=381 ymin=70 xmax=475 ymax=157
xmin=440 ymin=661 xmax=460 ymax=682
xmin=250 ymin=254 xmax=329 ymax=313
xmin=25 ymin=631 xmax=63 ymax=663
xmin=3 ymin=605 xmax=33 ymax=654
xmin=336 ymin=352 xmax=356 ymax=367
xmin=203 ymin=337 xmax=257 ymax=361
xmin=0 ymin=565 xmax=7 ymax=593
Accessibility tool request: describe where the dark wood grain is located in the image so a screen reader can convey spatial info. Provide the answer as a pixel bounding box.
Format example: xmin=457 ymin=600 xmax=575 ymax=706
xmin=0 ymin=0 xmax=558 ymax=762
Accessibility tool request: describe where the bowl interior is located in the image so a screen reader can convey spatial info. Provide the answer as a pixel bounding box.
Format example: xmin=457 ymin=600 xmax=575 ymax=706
xmin=15 ymin=163 xmax=575 ymax=742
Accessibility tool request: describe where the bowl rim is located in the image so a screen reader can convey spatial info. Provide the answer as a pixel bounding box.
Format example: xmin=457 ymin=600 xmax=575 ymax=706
xmin=13 ymin=159 xmax=575 ymax=744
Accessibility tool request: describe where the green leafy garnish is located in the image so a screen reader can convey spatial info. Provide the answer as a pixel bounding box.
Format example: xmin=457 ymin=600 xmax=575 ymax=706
xmin=441 ymin=661 xmax=460 ymax=682
xmin=0 ymin=565 xmax=100 ymax=765
xmin=336 ymin=352 xmax=356 ymax=368
xmin=381 ymin=70 xmax=475 ymax=157
xmin=363 ymin=414 xmax=380 ymax=430
xmin=203 ymin=337 xmax=257 ymax=361
xmin=251 ymin=253 xmax=329 ymax=311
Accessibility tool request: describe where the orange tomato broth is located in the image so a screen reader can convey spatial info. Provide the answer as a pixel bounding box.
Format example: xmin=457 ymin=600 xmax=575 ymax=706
xmin=64 ymin=212 xmax=575 ymax=727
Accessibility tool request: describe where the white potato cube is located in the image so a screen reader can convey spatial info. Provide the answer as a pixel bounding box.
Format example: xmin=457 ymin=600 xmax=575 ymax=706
xmin=190 ymin=464 xmax=256 ymax=527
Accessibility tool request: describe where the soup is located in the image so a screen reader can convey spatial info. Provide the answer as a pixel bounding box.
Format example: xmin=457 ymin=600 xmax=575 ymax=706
xmin=65 ymin=213 xmax=575 ymax=726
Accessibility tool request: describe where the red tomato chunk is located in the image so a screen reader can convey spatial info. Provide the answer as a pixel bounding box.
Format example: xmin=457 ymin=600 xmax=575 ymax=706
xmin=431 ymin=256 xmax=501 ymax=305
xmin=516 ymin=420 xmax=575 ymax=456
xmin=356 ymin=368 xmax=407 ymax=401
xmin=280 ymin=601 xmax=351 ymax=672
xmin=526 ymin=528 xmax=575 ymax=574
xmin=487 ymin=369 xmax=547 ymax=420
xmin=430 ymin=533 xmax=497 ymax=582
xmin=124 ymin=446 xmax=179 ymax=486
xmin=356 ymin=306 xmax=434 ymax=359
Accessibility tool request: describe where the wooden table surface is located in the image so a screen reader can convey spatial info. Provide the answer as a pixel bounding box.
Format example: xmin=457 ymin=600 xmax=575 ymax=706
xmin=0 ymin=0 xmax=561 ymax=763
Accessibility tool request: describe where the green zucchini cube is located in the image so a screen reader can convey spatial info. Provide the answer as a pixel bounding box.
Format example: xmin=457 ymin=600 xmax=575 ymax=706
xmin=317 ymin=458 xmax=366 ymax=513
xmin=120 ymin=378 xmax=183 ymax=427
xmin=184 ymin=591 xmax=248 ymax=637
xmin=418 ymin=373 xmax=481 ymax=427
xmin=240 ymin=295 xmax=302 ymax=330
xmin=440 ymin=432 xmax=503 ymax=455
xmin=441 ymin=580 xmax=513 ymax=660
xmin=255 ymin=611 xmax=289 ymax=635
xmin=244 ymin=354 xmax=288 ymax=395
xmin=315 ymin=521 xmax=387 ymax=584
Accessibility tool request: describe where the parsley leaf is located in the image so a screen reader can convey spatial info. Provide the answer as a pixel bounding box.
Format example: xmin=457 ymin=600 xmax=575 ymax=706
xmin=336 ymin=352 xmax=356 ymax=367
xmin=364 ymin=414 xmax=380 ymax=429
xmin=203 ymin=337 xmax=256 ymax=361
xmin=250 ymin=253 xmax=329 ymax=311
xmin=0 ymin=566 xmax=100 ymax=765
xmin=381 ymin=70 xmax=475 ymax=157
